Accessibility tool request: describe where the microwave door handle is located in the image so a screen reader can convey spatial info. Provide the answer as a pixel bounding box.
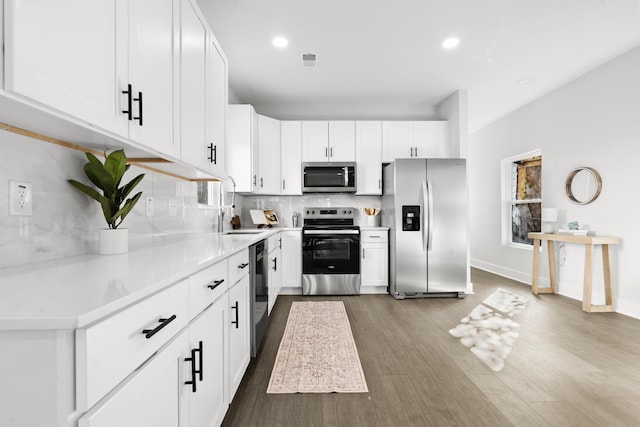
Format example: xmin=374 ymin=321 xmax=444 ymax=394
xmin=344 ymin=167 xmax=348 ymax=186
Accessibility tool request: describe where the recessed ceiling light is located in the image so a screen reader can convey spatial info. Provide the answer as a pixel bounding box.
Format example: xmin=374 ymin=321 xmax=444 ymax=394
xmin=516 ymin=78 xmax=533 ymax=85
xmin=442 ymin=37 xmax=460 ymax=49
xmin=272 ymin=37 xmax=288 ymax=48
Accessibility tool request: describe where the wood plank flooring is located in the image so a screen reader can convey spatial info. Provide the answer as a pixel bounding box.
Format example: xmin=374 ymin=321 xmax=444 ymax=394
xmin=222 ymin=268 xmax=640 ymax=426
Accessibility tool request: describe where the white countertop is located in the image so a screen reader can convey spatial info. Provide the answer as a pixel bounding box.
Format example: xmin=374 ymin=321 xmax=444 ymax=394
xmin=0 ymin=230 xmax=281 ymax=331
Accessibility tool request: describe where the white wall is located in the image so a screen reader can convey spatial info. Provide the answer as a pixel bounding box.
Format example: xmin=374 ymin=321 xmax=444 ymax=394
xmin=470 ymin=46 xmax=640 ymax=318
xmin=0 ymin=131 xmax=224 ymax=269
xmin=437 ymin=90 xmax=469 ymax=158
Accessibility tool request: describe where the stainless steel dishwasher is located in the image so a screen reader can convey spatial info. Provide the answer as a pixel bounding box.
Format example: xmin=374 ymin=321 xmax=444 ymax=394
xmin=249 ymin=239 xmax=269 ymax=357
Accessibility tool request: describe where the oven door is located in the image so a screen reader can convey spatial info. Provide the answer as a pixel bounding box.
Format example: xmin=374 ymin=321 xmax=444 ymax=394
xmin=302 ymin=229 xmax=360 ymax=275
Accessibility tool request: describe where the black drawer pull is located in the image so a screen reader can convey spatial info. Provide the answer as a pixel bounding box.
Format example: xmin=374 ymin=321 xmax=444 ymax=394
xmin=231 ymin=302 xmax=239 ymax=329
xmin=184 ymin=347 xmax=198 ymax=393
xmin=122 ymin=84 xmax=133 ymax=120
xmin=195 ymin=340 xmax=203 ymax=381
xmin=141 ymin=314 xmax=176 ymax=339
xmin=238 ymin=262 xmax=249 ymax=269
xmin=133 ymin=91 xmax=143 ymax=125
xmin=207 ymin=143 xmax=217 ymax=164
xmin=207 ymin=279 xmax=225 ymax=290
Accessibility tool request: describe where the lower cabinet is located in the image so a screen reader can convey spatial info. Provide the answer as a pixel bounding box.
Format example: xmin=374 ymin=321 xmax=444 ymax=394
xmin=267 ymin=233 xmax=282 ymax=315
xmin=361 ymin=229 xmax=389 ymax=293
xmin=227 ymin=274 xmax=251 ymax=402
xmin=281 ymin=230 xmax=302 ymax=293
xmin=78 ymin=331 xmax=187 ymax=427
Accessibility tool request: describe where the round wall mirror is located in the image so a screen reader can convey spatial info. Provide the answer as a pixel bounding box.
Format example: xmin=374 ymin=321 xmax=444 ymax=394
xmin=565 ymin=167 xmax=602 ymax=204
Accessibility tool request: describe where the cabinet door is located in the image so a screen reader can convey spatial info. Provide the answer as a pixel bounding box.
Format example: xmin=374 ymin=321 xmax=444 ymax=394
xmin=361 ymin=243 xmax=388 ymax=287
xmin=328 ymin=121 xmax=356 ymax=161
xmin=281 ymin=121 xmax=302 ymax=195
xmin=208 ymin=35 xmax=228 ymax=178
xmin=268 ymin=247 xmax=282 ymax=315
xmin=227 ymin=105 xmax=257 ymax=192
xmin=382 ymin=121 xmax=413 ymax=162
xmin=302 ymin=121 xmax=329 ymax=161
xmin=128 ymin=0 xmax=179 ymax=157
xmin=355 ymin=121 xmax=382 ymax=195
xmin=78 ymin=332 xmax=187 ymax=427
xmin=4 ymin=0 xmax=127 ymax=136
xmin=227 ymin=276 xmax=250 ymax=401
xmin=413 ymin=121 xmax=450 ymax=158
xmin=186 ymin=297 xmax=228 ymax=427
xmin=179 ymin=0 xmax=209 ymax=170
xmin=257 ymin=114 xmax=281 ymax=194
xmin=281 ymin=231 xmax=302 ymax=290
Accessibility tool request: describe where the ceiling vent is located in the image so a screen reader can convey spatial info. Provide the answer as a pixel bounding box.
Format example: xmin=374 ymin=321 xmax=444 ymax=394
xmin=302 ymin=53 xmax=317 ymax=68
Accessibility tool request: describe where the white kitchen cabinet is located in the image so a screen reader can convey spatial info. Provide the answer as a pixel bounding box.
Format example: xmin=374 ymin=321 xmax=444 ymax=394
xmin=184 ymin=295 xmax=228 ymax=427
xmin=257 ymin=114 xmax=281 ymax=194
xmin=382 ymin=121 xmax=449 ymax=162
xmin=227 ymin=104 xmax=258 ymax=192
xmin=280 ymin=121 xmax=303 ymax=194
xmin=361 ymin=229 xmax=389 ymax=293
xmin=78 ymin=330 xmax=188 ymax=427
xmin=302 ymin=121 xmax=356 ymax=162
xmin=4 ymin=0 xmax=180 ymax=158
xmin=267 ymin=233 xmax=283 ymax=314
xmin=179 ymin=0 xmax=209 ymax=171
xmin=227 ymin=275 xmax=251 ymax=401
xmin=281 ymin=230 xmax=302 ymax=293
xmin=355 ymin=121 xmax=382 ymax=195
xmin=207 ymin=33 xmax=229 ymax=178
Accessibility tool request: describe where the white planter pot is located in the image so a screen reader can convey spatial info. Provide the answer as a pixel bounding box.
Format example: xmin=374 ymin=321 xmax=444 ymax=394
xmin=366 ymin=216 xmax=379 ymax=226
xmin=98 ymin=228 xmax=128 ymax=255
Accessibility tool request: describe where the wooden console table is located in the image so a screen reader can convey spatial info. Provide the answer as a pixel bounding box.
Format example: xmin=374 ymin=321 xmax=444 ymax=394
xmin=528 ymin=232 xmax=620 ymax=312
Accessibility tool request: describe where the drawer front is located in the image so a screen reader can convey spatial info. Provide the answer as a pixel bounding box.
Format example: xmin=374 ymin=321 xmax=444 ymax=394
xmin=76 ymin=281 xmax=188 ymax=411
xmin=189 ymin=259 xmax=228 ymax=319
xmin=361 ymin=229 xmax=388 ymax=243
xmin=267 ymin=233 xmax=280 ymax=253
xmin=228 ymin=249 xmax=250 ymax=284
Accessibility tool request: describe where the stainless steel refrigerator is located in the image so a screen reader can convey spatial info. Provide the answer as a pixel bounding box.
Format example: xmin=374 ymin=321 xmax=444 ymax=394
xmin=381 ymin=159 xmax=468 ymax=298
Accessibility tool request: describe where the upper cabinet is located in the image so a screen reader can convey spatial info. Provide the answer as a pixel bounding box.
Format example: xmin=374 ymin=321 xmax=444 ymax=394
xmin=4 ymin=0 xmax=179 ymax=158
xmin=280 ymin=121 xmax=303 ymax=195
xmin=256 ymin=114 xmax=281 ymax=194
xmin=206 ymin=33 xmax=229 ymax=178
xmin=355 ymin=121 xmax=382 ymax=195
xmin=382 ymin=121 xmax=450 ymax=162
xmin=302 ymin=121 xmax=356 ymax=162
xmin=227 ymin=105 xmax=258 ymax=193
xmin=179 ymin=0 xmax=210 ymax=171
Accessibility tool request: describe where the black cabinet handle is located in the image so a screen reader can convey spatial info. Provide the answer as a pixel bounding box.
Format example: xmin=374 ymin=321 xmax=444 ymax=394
xmin=238 ymin=262 xmax=249 ymax=269
xmin=325 ymin=147 xmax=328 ymax=158
xmin=279 ymin=238 xmax=282 ymax=249
xmin=253 ymin=175 xmax=256 ymax=186
xmin=260 ymin=177 xmax=263 ymax=188
xmin=122 ymin=84 xmax=133 ymax=120
xmin=195 ymin=340 xmax=203 ymax=381
xmin=282 ymin=179 xmax=285 ymax=190
xmin=141 ymin=314 xmax=176 ymax=339
xmin=133 ymin=91 xmax=143 ymax=126
xmin=207 ymin=279 xmax=224 ymax=290
xmin=273 ymin=257 xmax=277 ymax=271
xmin=185 ymin=347 xmax=198 ymax=393
xmin=207 ymin=144 xmax=217 ymax=164
xmin=231 ymin=301 xmax=239 ymax=328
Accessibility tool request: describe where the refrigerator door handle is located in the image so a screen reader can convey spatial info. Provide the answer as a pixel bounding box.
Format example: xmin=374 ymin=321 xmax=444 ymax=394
xmin=421 ymin=181 xmax=428 ymax=252
xmin=426 ymin=179 xmax=434 ymax=251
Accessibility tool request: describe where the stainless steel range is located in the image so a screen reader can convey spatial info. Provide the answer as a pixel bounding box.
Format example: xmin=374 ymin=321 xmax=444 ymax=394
xmin=302 ymin=207 xmax=360 ymax=295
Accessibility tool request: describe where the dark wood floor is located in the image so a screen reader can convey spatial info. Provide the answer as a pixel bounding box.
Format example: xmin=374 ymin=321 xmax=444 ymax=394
xmin=222 ymin=268 xmax=640 ymax=426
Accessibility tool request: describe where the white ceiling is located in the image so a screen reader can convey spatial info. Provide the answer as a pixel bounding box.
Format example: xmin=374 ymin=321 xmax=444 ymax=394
xmin=198 ymin=0 xmax=640 ymax=132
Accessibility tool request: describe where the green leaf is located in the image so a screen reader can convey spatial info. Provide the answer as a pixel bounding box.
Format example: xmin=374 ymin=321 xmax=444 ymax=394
xmin=104 ymin=150 xmax=127 ymax=189
xmin=119 ymin=174 xmax=145 ymax=201
xmin=84 ymin=163 xmax=115 ymax=197
xmin=85 ymin=152 xmax=103 ymax=168
xmin=99 ymin=197 xmax=118 ymax=228
xmin=68 ymin=179 xmax=103 ymax=203
xmin=113 ymin=192 xmax=143 ymax=228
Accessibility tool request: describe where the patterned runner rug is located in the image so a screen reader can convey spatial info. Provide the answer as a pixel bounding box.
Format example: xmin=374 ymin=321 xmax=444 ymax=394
xmin=267 ymin=301 xmax=368 ymax=394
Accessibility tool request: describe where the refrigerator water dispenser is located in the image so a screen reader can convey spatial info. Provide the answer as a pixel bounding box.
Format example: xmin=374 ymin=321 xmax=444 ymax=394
xmin=402 ymin=205 xmax=420 ymax=231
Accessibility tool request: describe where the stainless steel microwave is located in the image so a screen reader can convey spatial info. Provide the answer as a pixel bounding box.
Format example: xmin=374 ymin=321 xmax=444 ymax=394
xmin=302 ymin=162 xmax=357 ymax=193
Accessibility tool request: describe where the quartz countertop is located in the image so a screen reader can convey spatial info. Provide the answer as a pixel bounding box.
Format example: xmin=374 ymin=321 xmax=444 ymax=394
xmin=0 ymin=230 xmax=281 ymax=331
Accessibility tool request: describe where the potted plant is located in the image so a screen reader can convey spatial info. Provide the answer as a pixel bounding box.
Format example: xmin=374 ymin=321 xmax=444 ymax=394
xmin=68 ymin=149 xmax=144 ymax=254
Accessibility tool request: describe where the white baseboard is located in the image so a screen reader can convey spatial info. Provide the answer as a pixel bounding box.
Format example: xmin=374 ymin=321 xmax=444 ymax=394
xmin=360 ymin=286 xmax=388 ymax=295
xmin=471 ymin=258 xmax=550 ymax=287
xmin=279 ymin=287 xmax=302 ymax=295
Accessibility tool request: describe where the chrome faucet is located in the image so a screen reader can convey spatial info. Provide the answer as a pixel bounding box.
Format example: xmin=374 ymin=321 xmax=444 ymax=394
xmin=217 ymin=176 xmax=237 ymax=233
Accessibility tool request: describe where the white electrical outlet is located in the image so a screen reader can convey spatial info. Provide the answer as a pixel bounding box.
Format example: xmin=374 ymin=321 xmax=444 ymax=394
xmin=168 ymin=199 xmax=178 ymax=217
xmin=145 ymin=196 xmax=154 ymax=217
xmin=9 ymin=180 xmax=33 ymax=216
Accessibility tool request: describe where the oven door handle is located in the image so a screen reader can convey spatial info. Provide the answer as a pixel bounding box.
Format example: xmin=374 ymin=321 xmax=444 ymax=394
xmin=303 ymin=229 xmax=360 ymax=235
